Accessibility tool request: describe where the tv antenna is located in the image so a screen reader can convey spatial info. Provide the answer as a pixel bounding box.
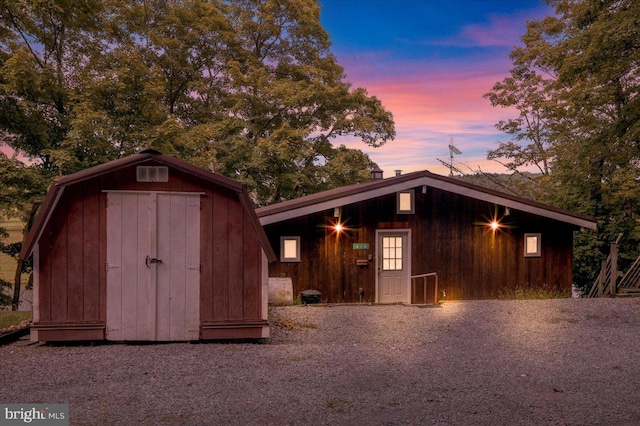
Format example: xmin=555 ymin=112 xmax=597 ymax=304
xmin=448 ymin=138 xmax=462 ymax=177
xmin=435 ymin=157 xmax=465 ymax=176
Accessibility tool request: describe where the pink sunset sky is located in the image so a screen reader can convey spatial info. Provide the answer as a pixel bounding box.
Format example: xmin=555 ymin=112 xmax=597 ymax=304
xmin=320 ymin=0 xmax=553 ymax=177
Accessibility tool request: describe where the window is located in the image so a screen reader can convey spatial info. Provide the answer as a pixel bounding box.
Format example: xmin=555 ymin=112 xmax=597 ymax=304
xmin=382 ymin=236 xmax=403 ymax=270
xmin=524 ymin=233 xmax=541 ymax=257
xmin=137 ymin=166 xmax=168 ymax=182
xmin=280 ymin=236 xmax=301 ymax=262
xmin=396 ymin=190 xmax=415 ymax=214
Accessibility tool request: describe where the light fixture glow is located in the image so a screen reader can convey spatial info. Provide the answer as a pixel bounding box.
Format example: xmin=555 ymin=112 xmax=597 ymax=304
xmin=490 ymin=221 xmax=500 ymax=231
xmin=334 ymin=223 xmax=343 ymax=233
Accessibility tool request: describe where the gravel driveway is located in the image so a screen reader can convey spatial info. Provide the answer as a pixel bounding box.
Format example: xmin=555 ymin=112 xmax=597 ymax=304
xmin=1 ymin=298 xmax=639 ymax=425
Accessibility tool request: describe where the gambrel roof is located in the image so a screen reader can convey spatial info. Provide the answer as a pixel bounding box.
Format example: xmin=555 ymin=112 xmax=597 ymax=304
xmin=20 ymin=150 xmax=276 ymax=261
xmin=256 ymin=170 xmax=598 ymax=230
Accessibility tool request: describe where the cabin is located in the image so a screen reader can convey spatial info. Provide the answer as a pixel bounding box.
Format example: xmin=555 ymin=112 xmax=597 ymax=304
xmin=256 ymin=170 xmax=598 ymax=303
xmin=19 ymin=150 xmax=275 ymax=342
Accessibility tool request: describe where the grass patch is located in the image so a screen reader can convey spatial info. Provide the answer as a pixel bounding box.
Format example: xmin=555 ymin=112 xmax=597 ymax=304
xmin=498 ymin=285 xmax=570 ymax=300
xmin=0 ymin=311 xmax=32 ymax=331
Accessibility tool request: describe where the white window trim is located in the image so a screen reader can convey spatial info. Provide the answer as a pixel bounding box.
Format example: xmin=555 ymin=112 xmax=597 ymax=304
xmin=280 ymin=236 xmax=301 ymax=262
xmin=396 ymin=189 xmax=415 ymax=214
xmin=524 ymin=233 xmax=542 ymax=257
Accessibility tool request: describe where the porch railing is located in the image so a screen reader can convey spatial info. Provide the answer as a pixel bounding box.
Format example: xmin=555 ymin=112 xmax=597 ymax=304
xmin=411 ymin=272 xmax=438 ymax=305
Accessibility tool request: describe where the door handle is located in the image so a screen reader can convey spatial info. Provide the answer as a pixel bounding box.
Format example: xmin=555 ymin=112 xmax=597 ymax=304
xmin=146 ymin=256 xmax=163 ymax=267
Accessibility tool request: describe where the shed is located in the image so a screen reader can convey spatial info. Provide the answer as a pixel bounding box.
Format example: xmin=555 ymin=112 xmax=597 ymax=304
xmin=256 ymin=170 xmax=598 ymax=303
xmin=19 ymin=150 xmax=276 ymax=342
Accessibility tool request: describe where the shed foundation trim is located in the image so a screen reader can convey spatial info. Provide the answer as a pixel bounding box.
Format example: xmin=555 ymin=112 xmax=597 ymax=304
xmin=31 ymin=322 xmax=106 ymax=342
xmin=201 ymin=320 xmax=269 ymax=339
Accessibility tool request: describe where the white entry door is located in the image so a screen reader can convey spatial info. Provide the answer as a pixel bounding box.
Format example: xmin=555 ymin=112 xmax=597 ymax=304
xmin=377 ymin=231 xmax=410 ymax=304
xmin=106 ymin=192 xmax=200 ymax=341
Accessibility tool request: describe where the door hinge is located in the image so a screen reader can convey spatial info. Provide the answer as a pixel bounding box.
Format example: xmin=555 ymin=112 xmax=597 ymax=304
xmin=188 ymin=265 xmax=202 ymax=273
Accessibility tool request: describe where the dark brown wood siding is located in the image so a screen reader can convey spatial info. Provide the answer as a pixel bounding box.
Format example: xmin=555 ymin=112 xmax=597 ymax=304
xmin=36 ymin=161 xmax=264 ymax=330
xmin=264 ymin=186 xmax=576 ymax=302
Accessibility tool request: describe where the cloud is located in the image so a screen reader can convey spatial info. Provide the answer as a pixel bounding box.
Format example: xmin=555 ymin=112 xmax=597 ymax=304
xmin=332 ymin=50 xmax=521 ymax=177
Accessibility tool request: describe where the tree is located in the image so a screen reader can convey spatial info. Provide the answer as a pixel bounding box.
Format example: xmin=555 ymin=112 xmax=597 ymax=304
xmin=0 ymin=154 xmax=47 ymax=309
xmin=0 ymin=0 xmax=109 ymax=172
xmin=486 ymin=0 xmax=640 ymax=292
xmin=184 ymin=0 xmax=394 ymax=205
xmin=1 ymin=0 xmax=393 ymax=203
xmin=484 ymin=64 xmax=554 ymax=176
xmin=62 ymin=0 xmax=393 ymax=205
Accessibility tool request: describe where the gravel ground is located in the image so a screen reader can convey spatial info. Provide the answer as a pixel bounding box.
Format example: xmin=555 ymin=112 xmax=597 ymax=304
xmin=1 ymin=298 xmax=640 ymax=425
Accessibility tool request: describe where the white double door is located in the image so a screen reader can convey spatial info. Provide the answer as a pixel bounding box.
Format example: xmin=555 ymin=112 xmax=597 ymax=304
xmin=106 ymin=192 xmax=200 ymax=341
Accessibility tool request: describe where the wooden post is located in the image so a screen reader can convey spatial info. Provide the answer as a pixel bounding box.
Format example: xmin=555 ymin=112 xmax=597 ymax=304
xmin=610 ymin=242 xmax=618 ymax=296
xmin=423 ymin=276 xmax=426 ymax=304
xmin=433 ymin=274 xmax=438 ymax=305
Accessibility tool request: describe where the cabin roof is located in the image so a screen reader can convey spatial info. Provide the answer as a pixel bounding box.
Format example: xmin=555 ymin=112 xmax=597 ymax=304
xmin=256 ymin=170 xmax=598 ymax=230
xmin=19 ymin=150 xmax=276 ymax=261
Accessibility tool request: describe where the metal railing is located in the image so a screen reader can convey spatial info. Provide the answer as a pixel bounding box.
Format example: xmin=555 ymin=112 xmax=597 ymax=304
xmin=410 ymin=272 xmax=438 ymax=305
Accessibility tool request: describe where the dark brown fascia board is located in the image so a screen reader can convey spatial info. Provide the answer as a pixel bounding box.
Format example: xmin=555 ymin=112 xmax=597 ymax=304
xmin=18 ymin=179 xmax=62 ymax=260
xmin=256 ymin=170 xmax=598 ymax=230
xmin=19 ymin=152 xmax=258 ymax=260
xmin=256 ymin=172 xmax=423 ymax=218
xmin=50 ymin=152 xmax=244 ymax=192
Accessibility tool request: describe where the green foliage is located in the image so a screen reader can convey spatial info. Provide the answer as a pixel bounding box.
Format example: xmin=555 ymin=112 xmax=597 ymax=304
xmin=1 ymin=0 xmax=394 ymax=208
xmin=497 ymin=284 xmax=570 ymax=300
xmin=0 ymin=310 xmax=32 ymax=329
xmin=0 ymin=278 xmax=12 ymax=307
xmin=486 ymin=0 xmax=640 ymax=291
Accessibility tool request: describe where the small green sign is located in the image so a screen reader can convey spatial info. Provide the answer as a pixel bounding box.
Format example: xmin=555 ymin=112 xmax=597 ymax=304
xmin=353 ymin=243 xmax=370 ymax=250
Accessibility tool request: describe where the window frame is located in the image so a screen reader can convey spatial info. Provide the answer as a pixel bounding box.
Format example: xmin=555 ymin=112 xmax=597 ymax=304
xmin=524 ymin=233 xmax=542 ymax=257
xmin=396 ymin=189 xmax=415 ymax=214
xmin=280 ymin=236 xmax=301 ymax=262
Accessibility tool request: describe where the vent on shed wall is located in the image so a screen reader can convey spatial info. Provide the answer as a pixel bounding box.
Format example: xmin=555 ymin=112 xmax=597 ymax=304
xmin=137 ymin=166 xmax=169 ymax=182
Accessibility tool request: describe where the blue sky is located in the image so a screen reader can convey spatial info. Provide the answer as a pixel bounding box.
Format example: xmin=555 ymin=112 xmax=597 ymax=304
xmin=319 ymin=0 xmax=553 ymax=176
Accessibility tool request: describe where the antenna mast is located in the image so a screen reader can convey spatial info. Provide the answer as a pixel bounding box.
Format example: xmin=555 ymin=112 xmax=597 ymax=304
xmin=448 ymin=138 xmax=462 ymax=177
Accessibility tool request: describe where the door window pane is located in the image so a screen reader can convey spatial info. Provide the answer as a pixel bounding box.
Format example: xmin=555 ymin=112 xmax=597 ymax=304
xmin=382 ymin=236 xmax=403 ymax=270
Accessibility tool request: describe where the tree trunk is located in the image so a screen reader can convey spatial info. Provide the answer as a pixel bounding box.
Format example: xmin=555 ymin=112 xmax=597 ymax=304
xmin=11 ymin=202 xmax=40 ymax=311
xmin=11 ymin=259 xmax=23 ymax=311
